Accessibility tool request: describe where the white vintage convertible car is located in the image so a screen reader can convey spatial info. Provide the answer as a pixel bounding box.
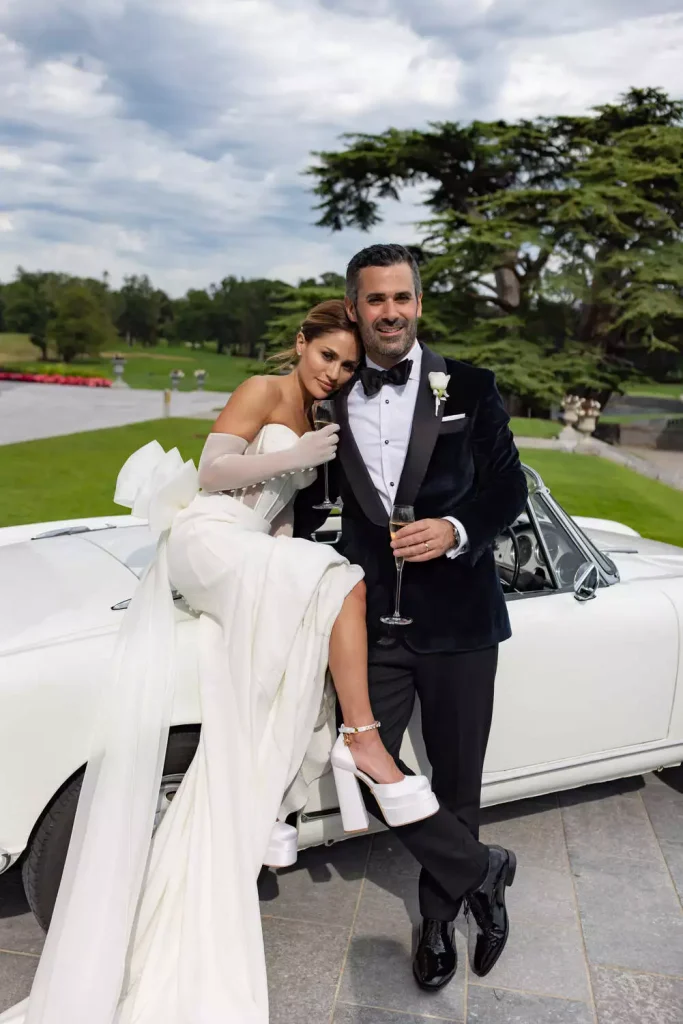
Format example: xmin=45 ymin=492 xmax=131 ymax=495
xmin=1 ymin=465 xmax=683 ymax=929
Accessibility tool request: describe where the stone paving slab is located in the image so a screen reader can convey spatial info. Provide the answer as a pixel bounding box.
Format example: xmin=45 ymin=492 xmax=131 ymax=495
xmin=0 ymin=380 xmax=225 ymax=445
xmin=1 ymin=769 xmax=682 ymax=1021
xmin=591 ymin=965 xmax=683 ymax=1024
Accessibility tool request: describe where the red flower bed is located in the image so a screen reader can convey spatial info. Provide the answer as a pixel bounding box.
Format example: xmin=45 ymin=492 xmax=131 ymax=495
xmin=0 ymin=371 xmax=112 ymax=387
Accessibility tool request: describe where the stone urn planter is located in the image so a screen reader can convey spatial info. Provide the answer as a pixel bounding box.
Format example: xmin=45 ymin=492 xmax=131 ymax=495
xmin=170 ymin=369 xmax=185 ymax=391
xmin=561 ymin=394 xmax=582 ymax=426
xmin=576 ymin=399 xmax=602 ymax=436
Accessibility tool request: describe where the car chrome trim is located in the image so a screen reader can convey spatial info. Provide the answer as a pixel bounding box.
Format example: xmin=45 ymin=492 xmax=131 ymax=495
xmin=300 ymin=807 xmax=342 ymax=823
xmin=521 ymin=463 xmax=544 ymax=496
xmin=32 ymin=524 xmax=116 ymax=540
xmin=525 ymin=497 xmax=561 ymax=590
xmin=112 ymin=589 xmax=183 ymax=611
xmin=312 ymin=531 xmax=342 ymax=545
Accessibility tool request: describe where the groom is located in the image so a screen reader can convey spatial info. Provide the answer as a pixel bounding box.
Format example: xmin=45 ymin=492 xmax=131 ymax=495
xmin=295 ymin=243 xmax=528 ymax=990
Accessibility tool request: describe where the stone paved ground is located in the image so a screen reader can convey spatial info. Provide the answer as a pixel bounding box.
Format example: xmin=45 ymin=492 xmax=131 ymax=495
xmin=0 ymin=380 xmax=223 ymax=445
xmin=2 ymin=768 xmax=682 ymax=1022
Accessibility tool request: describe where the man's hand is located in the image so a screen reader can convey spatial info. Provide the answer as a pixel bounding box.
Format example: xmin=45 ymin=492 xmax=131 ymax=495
xmin=391 ymin=519 xmax=456 ymax=563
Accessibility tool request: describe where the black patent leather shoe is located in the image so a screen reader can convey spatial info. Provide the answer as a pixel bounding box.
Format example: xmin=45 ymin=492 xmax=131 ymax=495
xmin=413 ymin=919 xmax=457 ymax=991
xmin=466 ymin=845 xmax=516 ymax=977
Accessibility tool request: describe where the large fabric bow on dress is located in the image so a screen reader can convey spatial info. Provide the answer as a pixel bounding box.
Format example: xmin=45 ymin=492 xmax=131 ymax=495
xmin=114 ymin=440 xmax=199 ymax=534
xmin=1 ymin=443 xmax=199 ymax=1024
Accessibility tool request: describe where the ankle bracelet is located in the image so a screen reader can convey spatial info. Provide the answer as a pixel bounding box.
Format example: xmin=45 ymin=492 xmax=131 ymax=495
xmin=339 ymin=721 xmax=381 ymax=746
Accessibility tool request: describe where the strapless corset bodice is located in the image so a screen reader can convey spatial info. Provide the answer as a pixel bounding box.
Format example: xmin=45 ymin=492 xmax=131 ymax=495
xmin=214 ymin=423 xmax=316 ymax=524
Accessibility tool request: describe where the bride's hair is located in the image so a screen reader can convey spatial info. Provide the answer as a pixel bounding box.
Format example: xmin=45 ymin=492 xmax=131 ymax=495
xmin=268 ymin=299 xmax=359 ymax=370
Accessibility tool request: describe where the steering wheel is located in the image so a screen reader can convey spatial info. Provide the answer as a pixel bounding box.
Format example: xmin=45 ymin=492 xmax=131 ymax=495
xmin=500 ymin=526 xmax=521 ymax=591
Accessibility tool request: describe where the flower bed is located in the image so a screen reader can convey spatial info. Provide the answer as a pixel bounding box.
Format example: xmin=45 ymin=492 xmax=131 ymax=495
xmin=0 ymin=371 xmax=112 ymax=387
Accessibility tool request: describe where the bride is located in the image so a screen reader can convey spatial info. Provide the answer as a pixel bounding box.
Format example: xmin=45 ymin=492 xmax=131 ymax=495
xmin=2 ymin=300 xmax=437 ymax=1024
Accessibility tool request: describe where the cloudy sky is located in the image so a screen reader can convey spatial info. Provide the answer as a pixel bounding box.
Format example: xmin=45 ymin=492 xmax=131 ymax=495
xmin=1 ymin=0 xmax=682 ymax=295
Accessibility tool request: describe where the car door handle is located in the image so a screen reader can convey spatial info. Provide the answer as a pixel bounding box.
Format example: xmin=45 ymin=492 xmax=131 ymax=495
xmin=312 ymin=531 xmax=342 ymax=545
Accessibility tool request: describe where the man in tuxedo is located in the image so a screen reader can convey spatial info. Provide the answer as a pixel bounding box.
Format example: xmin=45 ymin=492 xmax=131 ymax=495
xmin=295 ymin=243 xmax=528 ymax=991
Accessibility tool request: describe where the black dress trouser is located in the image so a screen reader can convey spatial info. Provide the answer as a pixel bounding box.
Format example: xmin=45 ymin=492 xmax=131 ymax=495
xmin=360 ymin=642 xmax=498 ymax=921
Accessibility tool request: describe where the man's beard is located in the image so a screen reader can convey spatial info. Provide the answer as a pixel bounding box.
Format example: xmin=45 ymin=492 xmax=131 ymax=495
xmin=357 ymin=315 xmax=419 ymax=364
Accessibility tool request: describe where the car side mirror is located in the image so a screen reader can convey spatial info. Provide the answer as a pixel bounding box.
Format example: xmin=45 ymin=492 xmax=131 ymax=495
xmin=574 ymin=561 xmax=599 ymax=602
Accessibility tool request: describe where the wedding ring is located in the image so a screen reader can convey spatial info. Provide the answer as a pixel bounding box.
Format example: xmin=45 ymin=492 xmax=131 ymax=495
xmin=424 ymin=541 xmax=430 ymax=552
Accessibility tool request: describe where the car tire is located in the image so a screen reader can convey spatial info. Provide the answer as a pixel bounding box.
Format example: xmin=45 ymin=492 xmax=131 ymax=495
xmin=22 ymin=729 xmax=200 ymax=931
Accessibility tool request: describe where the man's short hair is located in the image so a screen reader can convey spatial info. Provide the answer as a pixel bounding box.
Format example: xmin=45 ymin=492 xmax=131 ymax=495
xmin=345 ymin=244 xmax=422 ymax=304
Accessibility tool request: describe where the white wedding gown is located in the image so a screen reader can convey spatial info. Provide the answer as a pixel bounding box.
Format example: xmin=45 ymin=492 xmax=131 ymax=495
xmin=1 ymin=424 xmax=362 ymax=1024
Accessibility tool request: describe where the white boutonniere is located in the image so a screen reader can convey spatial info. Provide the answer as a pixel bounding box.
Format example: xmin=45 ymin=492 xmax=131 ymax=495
xmin=428 ymin=371 xmax=450 ymax=416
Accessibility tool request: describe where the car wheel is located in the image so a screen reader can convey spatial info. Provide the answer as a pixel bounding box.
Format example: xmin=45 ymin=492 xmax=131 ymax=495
xmin=21 ymin=729 xmax=199 ymax=931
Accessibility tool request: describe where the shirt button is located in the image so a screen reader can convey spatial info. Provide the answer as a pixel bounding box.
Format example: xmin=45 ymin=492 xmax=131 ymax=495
xmin=384 ymin=440 xmax=389 ymax=445
xmin=385 ymin=399 xmax=389 ymax=404
xmin=390 ymin=482 xmax=395 ymax=487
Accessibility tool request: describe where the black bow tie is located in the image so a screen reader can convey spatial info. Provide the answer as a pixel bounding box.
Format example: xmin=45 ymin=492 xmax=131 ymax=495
xmin=359 ymin=359 xmax=413 ymax=398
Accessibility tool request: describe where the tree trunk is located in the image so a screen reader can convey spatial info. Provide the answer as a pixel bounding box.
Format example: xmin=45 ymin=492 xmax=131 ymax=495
xmin=30 ymin=335 xmax=48 ymax=361
xmin=494 ymin=250 xmax=521 ymax=308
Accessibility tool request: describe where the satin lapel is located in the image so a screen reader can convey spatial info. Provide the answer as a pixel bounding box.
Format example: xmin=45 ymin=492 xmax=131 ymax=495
xmin=394 ymin=345 xmax=447 ymax=508
xmin=335 ymin=387 xmax=389 ymax=527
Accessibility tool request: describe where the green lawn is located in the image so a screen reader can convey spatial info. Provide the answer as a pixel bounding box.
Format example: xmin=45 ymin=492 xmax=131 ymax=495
xmin=0 ymin=420 xmax=209 ymax=527
xmin=509 ymin=417 xmax=561 ymax=439
xmin=625 ymin=383 xmax=683 ymax=399
xmin=1 ymin=421 xmax=681 ymax=547
xmin=0 ymin=334 xmax=259 ymax=392
xmin=107 ymin=348 xmax=258 ymax=392
xmin=0 ymin=333 xmax=36 ymax=360
xmin=518 ymin=448 xmax=683 ymax=547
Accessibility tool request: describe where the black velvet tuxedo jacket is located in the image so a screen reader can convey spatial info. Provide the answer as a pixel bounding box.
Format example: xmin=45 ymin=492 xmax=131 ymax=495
xmin=294 ymin=345 xmax=528 ymax=653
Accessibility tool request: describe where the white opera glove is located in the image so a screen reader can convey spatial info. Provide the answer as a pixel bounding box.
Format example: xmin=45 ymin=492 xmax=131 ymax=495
xmin=197 ymin=424 xmax=339 ymax=492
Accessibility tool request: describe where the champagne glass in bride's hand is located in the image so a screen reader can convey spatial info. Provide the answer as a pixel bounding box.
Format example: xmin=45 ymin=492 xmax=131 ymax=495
xmin=312 ymin=399 xmax=340 ymax=511
xmin=381 ymin=504 xmax=414 ymax=627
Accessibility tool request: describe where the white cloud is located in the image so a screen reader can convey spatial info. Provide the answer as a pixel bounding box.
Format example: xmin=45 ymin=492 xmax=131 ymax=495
xmin=497 ymin=12 xmax=683 ymax=119
xmin=0 ymin=1 xmax=682 ymax=294
xmin=179 ymin=0 xmax=463 ymax=121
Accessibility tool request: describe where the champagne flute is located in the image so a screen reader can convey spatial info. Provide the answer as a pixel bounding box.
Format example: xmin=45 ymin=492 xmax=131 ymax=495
xmin=312 ymin=399 xmax=339 ymax=511
xmin=381 ymin=504 xmax=414 ymax=627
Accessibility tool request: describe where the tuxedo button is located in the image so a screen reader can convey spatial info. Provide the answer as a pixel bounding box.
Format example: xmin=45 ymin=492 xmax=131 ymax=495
xmin=384 ymin=439 xmax=389 ymax=445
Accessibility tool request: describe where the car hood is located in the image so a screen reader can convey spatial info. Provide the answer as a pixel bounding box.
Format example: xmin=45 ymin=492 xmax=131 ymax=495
xmin=583 ymin=527 xmax=683 ymax=582
xmin=82 ymin=523 xmax=157 ymax=577
xmin=0 ymin=534 xmax=136 ymax=655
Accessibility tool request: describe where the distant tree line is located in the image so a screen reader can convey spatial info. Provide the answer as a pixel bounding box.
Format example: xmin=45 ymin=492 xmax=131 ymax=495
xmin=0 ymin=270 xmax=291 ymax=363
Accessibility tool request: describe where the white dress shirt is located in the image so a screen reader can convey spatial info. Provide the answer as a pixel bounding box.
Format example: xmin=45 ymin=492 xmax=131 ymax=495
xmin=347 ymin=341 xmax=468 ymax=557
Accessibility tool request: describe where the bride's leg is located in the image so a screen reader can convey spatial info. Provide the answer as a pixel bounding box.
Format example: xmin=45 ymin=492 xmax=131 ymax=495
xmin=329 ymin=580 xmax=404 ymax=785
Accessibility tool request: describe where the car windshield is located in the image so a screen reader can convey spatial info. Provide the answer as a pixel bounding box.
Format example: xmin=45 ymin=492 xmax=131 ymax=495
xmin=543 ymin=493 xmax=619 ymax=580
xmin=512 ymin=464 xmax=619 ymax=589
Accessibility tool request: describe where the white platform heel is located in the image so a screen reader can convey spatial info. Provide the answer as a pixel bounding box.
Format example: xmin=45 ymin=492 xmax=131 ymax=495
xmin=330 ymin=723 xmax=439 ymax=833
xmin=264 ymin=821 xmax=298 ymax=868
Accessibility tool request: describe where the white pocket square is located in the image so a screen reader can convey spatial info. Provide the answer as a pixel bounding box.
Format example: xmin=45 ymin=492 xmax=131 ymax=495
xmin=442 ymin=413 xmax=466 ymax=422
